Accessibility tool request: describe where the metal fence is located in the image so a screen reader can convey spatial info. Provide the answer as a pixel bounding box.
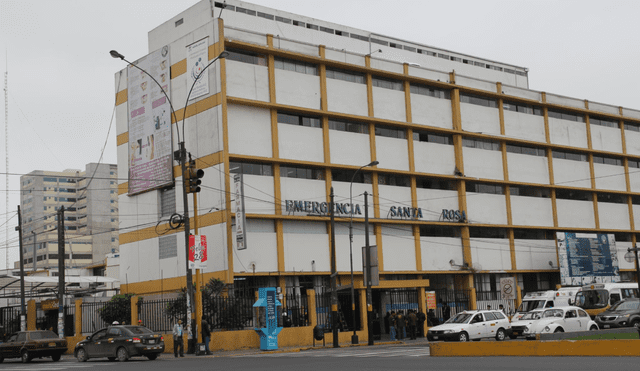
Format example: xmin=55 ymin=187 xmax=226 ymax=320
xmin=36 ymin=305 xmax=75 ymax=336
xmin=431 ymin=288 xmax=471 ymax=324
xmin=0 ymin=305 xmax=21 ymax=338
xmin=280 ymin=293 xmax=310 ymax=328
xmin=475 ymin=291 xmax=518 ymax=317
xmin=203 ymin=295 xmax=255 ymax=331
xmin=386 ymin=289 xmax=419 ymax=313
xmin=315 ymin=291 xmax=360 ymax=332
xmin=138 ymin=298 xmax=175 ymax=333
xmin=81 ymin=301 xmax=110 ymax=334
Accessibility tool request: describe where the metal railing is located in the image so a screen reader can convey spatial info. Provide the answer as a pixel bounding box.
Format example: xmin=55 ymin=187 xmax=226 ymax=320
xmin=81 ymin=301 xmax=110 ymax=334
xmin=280 ymin=293 xmax=310 ymax=328
xmin=138 ymin=298 xmax=176 ymax=333
xmin=203 ymin=295 xmax=255 ymax=331
xmin=0 ymin=305 xmax=21 ymax=339
xmin=36 ymin=305 xmax=75 ymax=336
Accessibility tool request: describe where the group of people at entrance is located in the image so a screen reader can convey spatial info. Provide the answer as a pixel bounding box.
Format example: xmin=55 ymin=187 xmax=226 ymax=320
xmin=385 ymin=309 xmax=425 ymax=340
xmin=171 ymin=318 xmax=213 ymax=357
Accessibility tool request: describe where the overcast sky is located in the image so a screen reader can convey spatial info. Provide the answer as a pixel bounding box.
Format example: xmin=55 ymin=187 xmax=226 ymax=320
xmin=1 ymin=0 xmax=639 ymax=268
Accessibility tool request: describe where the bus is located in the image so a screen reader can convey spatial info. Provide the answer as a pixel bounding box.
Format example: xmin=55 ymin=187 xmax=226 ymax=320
xmin=574 ymin=283 xmax=639 ymax=318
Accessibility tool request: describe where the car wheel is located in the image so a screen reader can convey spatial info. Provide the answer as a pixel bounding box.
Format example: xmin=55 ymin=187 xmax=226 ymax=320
xmin=495 ymin=328 xmax=506 ymax=341
xmin=76 ymin=348 xmax=88 ymax=362
xmin=147 ymin=354 xmax=158 ymax=360
xmin=631 ymin=320 xmax=640 ymax=329
xmin=116 ymin=347 xmax=129 ymax=362
xmin=21 ymin=350 xmax=31 ymax=363
xmin=554 ymin=328 xmax=564 ymax=333
xmin=590 ymin=325 xmax=598 ymax=331
xmin=52 ymin=354 xmax=61 ymax=362
xmin=458 ymin=332 xmax=469 ymax=342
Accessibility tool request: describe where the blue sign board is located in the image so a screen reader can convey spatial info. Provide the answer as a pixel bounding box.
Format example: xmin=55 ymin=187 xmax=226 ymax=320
xmin=557 ymin=232 xmax=620 ymax=285
xmin=253 ymin=287 xmax=282 ymax=350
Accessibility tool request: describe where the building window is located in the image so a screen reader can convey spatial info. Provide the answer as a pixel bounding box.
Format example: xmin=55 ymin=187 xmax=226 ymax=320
xmin=597 ymin=192 xmax=627 ymax=204
xmin=378 ymin=173 xmax=410 ymax=187
xmin=593 ymin=155 xmax=622 ymax=166
xmin=462 ymin=138 xmax=500 ymax=151
xmin=325 ymin=68 xmax=365 ymax=84
xmin=503 ymin=101 xmax=542 ymax=116
xmin=629 ymin=160 xmax=640 ymax=169
xmin=159 ymin=187 xmax=176 ymax=218
xmin=624 ymin=122 xmax=640 ymax=132
xmin=235 ymin=6 xmax=256 ymax=16
xmin=469 ymin=227 xmax=506 ymax=238
xmin=375 ymin=125 xmax=406 ymax=139
xmin=350 ymin=33 xmax=368 ymax=42
xmin=590 ymin=117 xmax=618 ymax=128
xmin=416 ymin=177 xmax=457 ymax=191
xmin=277 ymin=112 xmax=321 ymax=128
xmin=555 ymin=189 xmax=592 ymax=201
xmin=506 ymin=144 xmax=546 ymax=156
xmin=306 ymin=23 xmax=319 ymax=30
xmin=548 ymin=109 xmax=584 ymax=122
xmin=513 ymin=229 xmax=554 ymax=240
xmin=257 ymin=11 xmax=273 ymax=20
xmin=552 ymin=150 xmax=587 ymax=162
xmin=509 ymin=185 xmax=550 ymax=198
xmin=371 ymin=76 xmax=403 ymax=91
xmin=466 ymin=182 xmax=504 ymax=195
xmin=274 ymin=57 xmax=317 ymax=75
xmin=419 ymin=225 xmax=460 ymax=237
xmin=159 ymin=235 xmax=178 ymax=259
xmin=280 ymin=165 xmax=325 ymax=180
xmin=460 ymin=94 xmax=497 ymax=108
xmin=409 ymin=83 xmax=450 ymax=99
xmin=331 ymin=169 xmax=372 ymax=184
xmin=229 ymin=162 xmax=273 ymax=176
xmin=413 ymin=131 xmax=452 ymax=145
xmin=226 ymin=48 xmax=267 ymax=66
xmin=328 ymin=119 xmax=369 ymax=134
xmin=275 ymin=16 xmax=292 ymax=24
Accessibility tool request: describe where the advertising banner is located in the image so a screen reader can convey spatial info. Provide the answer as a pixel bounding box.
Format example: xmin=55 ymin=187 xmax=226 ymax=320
xmin=557 ymin=232 xmax=620 ymax=286
xmin=188 ymin=234 xmax=208 ymax=269
xmin=127 ymin=45 xmax=173 ymax=195
xmin=186 ymin=37 xmax=210 ymax=100
xmin=234 ymin=174 xmax=247 ymax=250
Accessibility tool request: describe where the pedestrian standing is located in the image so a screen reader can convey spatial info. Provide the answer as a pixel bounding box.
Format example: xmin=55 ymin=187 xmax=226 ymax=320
xmin=396 ymin=311 xmax=406 ymax=340
xmin=389 ymin=311 xmax=397 ymax=341
xmin=407 ymin=310 xmax=418 ymax=340
xmin=441 ymin=300 xmax=451 ymax=322
xmin=201 ymin=318 xmax=212 ymax=355
xmin=173 ymin=319 xmax=185 ymax=358
xmin=417 ymin=310 xmax=426 ymax=337
xmin=384 ymin=312 xmax=390 ymax=334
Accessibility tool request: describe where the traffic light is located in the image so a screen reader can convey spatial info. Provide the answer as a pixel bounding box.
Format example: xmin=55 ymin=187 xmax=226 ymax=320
xmin=185 ymin=159 xmax=204 ymax=193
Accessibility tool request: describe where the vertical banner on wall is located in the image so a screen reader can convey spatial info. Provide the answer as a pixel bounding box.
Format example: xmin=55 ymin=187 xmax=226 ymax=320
xmin=557 ymin=232 xmax=620 ymax=286
xmin=189 ymin=234 xmax=208 ymax=269
xmin=127 ymin=45 xmax=173 ymax=195
xmin=234 ymin=174 xmax=247 ymax=250
xmin=186 ymin=37 xmax=210 ymax=100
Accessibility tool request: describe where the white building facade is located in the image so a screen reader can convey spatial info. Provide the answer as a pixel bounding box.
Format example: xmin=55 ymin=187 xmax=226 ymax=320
xmin=115 ymin=0 xmax=640 ymax=313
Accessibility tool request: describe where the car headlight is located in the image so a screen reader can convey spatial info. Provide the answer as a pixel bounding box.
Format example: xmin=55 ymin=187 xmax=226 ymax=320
xmin=443 ymin=330 xmax=455 ymax=334
xmin=621 ymin=314 xmax=630 ymax=318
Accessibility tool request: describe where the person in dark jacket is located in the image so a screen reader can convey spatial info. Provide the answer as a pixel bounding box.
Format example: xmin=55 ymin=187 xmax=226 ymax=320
xmin=417 ymin=310 xmax=426 ymax=337
xmin=441 ymin=300 xmax=451 ymax=322
xmin=396 ymin=311 xmax=406 ymax=340
xmin=201 ymin=318 xmax=212 ymax=355
xmin=384 ymin=312 xmax=390 ymax=334
xmin=407 ymin=310 xmax=418 ymax=340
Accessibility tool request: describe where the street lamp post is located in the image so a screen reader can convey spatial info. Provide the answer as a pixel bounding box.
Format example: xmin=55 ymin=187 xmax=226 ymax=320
xmin=625 ymin=245 xmax=640 ymax=288
xmin=348 ymin=161 xmax=378 ymax=345
xmin=110 ymin=49 xmax=227 ymax=351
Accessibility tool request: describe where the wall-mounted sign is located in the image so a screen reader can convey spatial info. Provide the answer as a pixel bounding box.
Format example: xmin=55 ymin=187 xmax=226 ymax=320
xmin=41 ymin=299 xmax=59 ymax=311
xmin=186 ymin=37 xmax=209 ymax=100
xmin=188 ymin=234 xmax=207 ymax=269
xmin=234 ymin=174 xmax=247 ymax=250
xmin=557 ymin=232 xmax=620 ymax=286
xmin=389 ymin=206 xmax=423 ymax=219
xmin=441 ymin=209 xmax=466 ymax=222
xmin=285 ymin=200 xmax=362 ymax=216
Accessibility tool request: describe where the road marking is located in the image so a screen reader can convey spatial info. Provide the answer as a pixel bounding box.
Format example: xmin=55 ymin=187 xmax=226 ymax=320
xmin=233 ymin=346 xmax=430 ymax=358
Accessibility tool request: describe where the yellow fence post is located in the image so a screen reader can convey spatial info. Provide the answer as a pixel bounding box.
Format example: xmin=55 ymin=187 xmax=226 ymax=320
xmin=131 ymin=296 xmax=139 ymax=326
xmin=307 ymin=289 xmax=316 ymax=327
xmin=469 ymin=287 xmax=477 ymax=310
xmin=75 ymin=299 xmax=83 ymax=337
xmin=27 ymin=300 xmax=36 ymax=330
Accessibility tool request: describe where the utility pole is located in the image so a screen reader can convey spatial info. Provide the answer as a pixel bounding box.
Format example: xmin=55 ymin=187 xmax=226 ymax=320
xmin=32 ymin=231 xmax=37 ymax=272
xmin=16 ymin=205 xmax=25 ymax=331
xmin=57 ymin=206 xmax=65 ymax=338
xmin=364 ymin=191 xmax=373 ymax=345
xmin=329 ymin=187 xmax=339 ymax=348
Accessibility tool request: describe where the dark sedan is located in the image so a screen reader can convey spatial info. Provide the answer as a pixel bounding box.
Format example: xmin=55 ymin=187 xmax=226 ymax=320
xmin=0 ymin=330 xmax=67 ymax=363
xmin=74 ymin=325 xmax=164 ymax=362
xmin=595 ymin=299 xmax=640 ymax=329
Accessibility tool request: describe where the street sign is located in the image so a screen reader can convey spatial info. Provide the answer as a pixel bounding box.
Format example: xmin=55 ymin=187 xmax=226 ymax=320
xmin=189 ymin=234 xmax=207 ymax=269
xmin=500 ymin=277 xmax=516 ymax=300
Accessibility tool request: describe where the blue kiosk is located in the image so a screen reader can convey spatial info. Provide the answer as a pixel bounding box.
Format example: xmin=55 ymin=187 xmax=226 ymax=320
xmin=253 ymin=287 xmax=283 ymax=350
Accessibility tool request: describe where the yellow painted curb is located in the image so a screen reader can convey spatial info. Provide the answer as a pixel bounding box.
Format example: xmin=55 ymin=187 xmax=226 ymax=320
xmin=430 ymin=339 xmax=640 ymax=357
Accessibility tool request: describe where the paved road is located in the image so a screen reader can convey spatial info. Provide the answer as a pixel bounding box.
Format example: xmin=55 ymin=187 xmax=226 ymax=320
xmin=1 ymin=344 xmax=637 ymax=371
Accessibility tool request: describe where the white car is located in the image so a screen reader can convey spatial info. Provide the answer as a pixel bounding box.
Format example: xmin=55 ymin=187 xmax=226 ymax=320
xmin=523 ymin=306 xmax=598 ymax=339
xmin=427 ymin=310 xmax=511 ymax=342
xmin=509 ymin=309 xmax=545 ymax=339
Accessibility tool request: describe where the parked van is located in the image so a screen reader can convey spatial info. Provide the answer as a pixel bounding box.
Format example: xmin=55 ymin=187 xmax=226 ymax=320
xmin=513 ymin=287 xmax=581 ymax=321
xmin=574 ymin=282 xmax=639 ymax=318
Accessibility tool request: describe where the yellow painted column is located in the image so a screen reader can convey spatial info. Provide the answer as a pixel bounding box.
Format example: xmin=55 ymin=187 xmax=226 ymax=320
xmin=359 ymin=288 xmax=368 ymax=338
xmin=418 ymin=287 xmax=426 ymax=337
xmin=75 ymin=299 xmax=82 ymax=337
xmin=469 ymin=287 xmax=477 ymax=310
xmin=131 ymin=296 xmax=139 ymax=326
xmin=27 ymin=300 xmax=36 ymax=330
xmin=307 ymin=289 xmax=317 ymax=327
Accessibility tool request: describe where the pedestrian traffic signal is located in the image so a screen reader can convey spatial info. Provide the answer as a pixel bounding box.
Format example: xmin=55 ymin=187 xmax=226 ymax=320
xmin=185 ymin=160 xmax=204 ymax=193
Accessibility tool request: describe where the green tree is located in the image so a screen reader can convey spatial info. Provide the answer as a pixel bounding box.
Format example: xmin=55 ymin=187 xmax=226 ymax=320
xmin=99 ymin=294 xmax=136 ymax=325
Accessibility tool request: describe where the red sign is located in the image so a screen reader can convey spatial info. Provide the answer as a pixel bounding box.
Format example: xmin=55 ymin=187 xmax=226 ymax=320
xmin=189 ymin=235 xmax=207 ymax=269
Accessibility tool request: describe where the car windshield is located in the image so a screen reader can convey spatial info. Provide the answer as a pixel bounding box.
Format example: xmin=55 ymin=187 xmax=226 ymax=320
xmin=517 ymin=300 xmax=545 ymax=313
xmin=609 ymin=300 xmax=640 ymax=311
xmin=446 ymin=313 xmax=473 ymax=324
xmin=542 ymin=309 xmax=564 ymax=318
xmin=30 ymin=331 xmax=58 ymax=340
xmin=575 ymin=290 xmax=608 ymax=309
xmin=126 ymin=326 xmax=153 ymax=334
xmin=521 ymin=312 xmax=542 ymax=320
